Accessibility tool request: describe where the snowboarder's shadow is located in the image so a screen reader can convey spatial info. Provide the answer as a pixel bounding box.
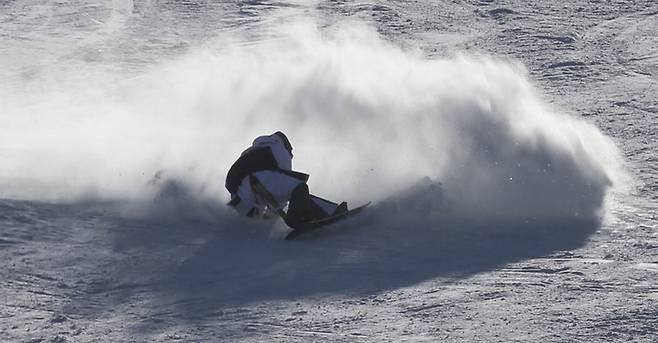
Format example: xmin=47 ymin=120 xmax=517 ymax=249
xmin=62 ymin=177 xmax=600 ymax=333
xmin=54 ymin=174 xmax=600 ymax=335
xmin=152 ymin=178 xmax=599 ymax=318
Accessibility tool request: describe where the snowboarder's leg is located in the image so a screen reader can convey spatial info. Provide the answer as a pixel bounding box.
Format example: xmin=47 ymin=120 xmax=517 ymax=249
xmin=251 ymin=170 xmax=304 ymax=207
xmin=309 ymin=195 xmax=346 ymax=216
xmin=286 ymin=184 xmax=333 ymax=229
xmin=250 ymin=170 xmax=347 ymax=229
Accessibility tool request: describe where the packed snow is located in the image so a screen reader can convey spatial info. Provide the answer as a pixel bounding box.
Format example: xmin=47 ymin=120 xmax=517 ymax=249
xmin=1 ymin=0 xmax=657 ymax=342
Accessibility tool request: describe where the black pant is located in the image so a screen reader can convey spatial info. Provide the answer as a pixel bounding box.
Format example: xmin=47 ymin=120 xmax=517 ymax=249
xmin=285 ymin=184 xmax=329 ymax=229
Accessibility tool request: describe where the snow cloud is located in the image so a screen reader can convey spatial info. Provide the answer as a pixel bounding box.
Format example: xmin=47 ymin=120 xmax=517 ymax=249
xmin=0 ymin=20 xmax=624 ymax=226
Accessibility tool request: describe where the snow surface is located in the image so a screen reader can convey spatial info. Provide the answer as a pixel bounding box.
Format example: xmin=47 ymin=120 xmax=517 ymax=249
xmin=1 ymin=0 xmax=657 ymax=342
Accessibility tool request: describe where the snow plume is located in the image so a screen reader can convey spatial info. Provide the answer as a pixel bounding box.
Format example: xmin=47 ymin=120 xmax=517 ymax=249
xmin=0 ymin=20 xmax=623 ymax=226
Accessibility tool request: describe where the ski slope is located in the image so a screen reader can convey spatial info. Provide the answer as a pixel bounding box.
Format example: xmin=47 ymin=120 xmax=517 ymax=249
xmin=1 ymin=0 xmax=657 ymax=341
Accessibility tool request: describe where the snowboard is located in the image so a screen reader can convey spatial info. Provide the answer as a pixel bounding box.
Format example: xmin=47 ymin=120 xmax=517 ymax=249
xmin=284 ymin=202 xmax=371 ymax=240
xmin=249 ymin=175 xmax=370 ymax=240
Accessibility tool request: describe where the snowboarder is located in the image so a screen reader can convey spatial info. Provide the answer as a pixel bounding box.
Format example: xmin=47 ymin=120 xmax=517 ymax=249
xmin=226 ymin=131 xmax=347 ymax=229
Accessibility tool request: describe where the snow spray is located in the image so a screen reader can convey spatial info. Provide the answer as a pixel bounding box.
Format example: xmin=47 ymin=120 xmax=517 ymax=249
xmin=0 ymin=20 xmax=624 ymax=225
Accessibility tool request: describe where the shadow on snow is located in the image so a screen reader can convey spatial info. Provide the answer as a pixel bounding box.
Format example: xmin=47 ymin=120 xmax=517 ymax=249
xmin=36 ymin=177 xmax=601 ymax=332
xmin=101 ymin=178 xmax=601 ymax=326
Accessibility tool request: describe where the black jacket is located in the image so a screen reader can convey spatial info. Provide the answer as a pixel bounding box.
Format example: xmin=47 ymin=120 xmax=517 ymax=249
xmin=225 ymin=147 xmax=308 ymax=194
